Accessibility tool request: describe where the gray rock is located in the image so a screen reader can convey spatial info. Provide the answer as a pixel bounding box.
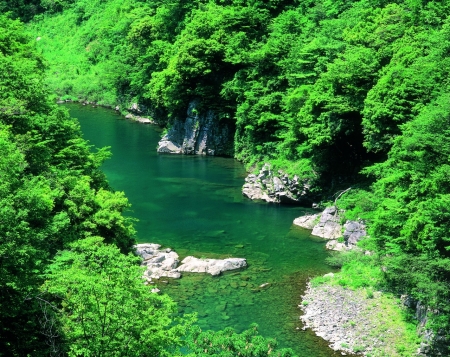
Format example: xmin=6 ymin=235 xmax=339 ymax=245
xmin=294 ymin=208 xmax=368 ymax=250
xmin=135 ymin=244 xmax=247 ymax=281
xmin=311 ymin=206 xmax=343 ymax=239
xmin=135 ymin=117 xmax=154 ymax=124
xmin=343 ymin=220 xmax=366 ymax=246
xmin=325 ymin=240 xmax=348 ymax=251
xmin=157 ymin=140 xmax=182 ymax=154
xmin=176 ymin=256 xmax=247 ymax=276
xmin=242 ymin=164 xmax=310 ymax=204
xmin=293 ymin=213 xmax=320 ymax=229
xmin=157 ymin=100 xmax=233 ymax=156
xmin=129 ymin=102 xmax=143 ymax=114
xmin=135 ymin=243 xmax=181 ymax=282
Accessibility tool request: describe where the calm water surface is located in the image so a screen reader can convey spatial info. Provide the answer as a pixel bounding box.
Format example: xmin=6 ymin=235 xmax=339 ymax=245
xmin=70 ymin=104 xmax=343 ymax=357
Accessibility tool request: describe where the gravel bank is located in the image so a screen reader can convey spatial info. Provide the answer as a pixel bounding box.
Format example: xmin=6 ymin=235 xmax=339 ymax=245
xmin=300 ymin=278 xmax=418 ymax=356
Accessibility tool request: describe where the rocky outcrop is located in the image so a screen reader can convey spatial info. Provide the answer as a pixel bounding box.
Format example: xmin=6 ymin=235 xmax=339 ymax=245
xmin=293 ymin=207 xmax=367 ymax=250
xmin=242 ymin=164 xmax=311 ymax=204
xmin=157 ymin=101 xmax=233 ymax=156
xmin=176 ymin=256 xmax=247 ymax=276
xmin=134 ymin=243 xmax=246 ymax=282
xmin=311 ymin=206 xmax=342 ymax=239
xmin=343 ymin=220 xmax=367 ymax=245
xmin=402 ymin=297 xmax=449 ymax=357
xmin=324 ymin=219 xmax=367 ymax=251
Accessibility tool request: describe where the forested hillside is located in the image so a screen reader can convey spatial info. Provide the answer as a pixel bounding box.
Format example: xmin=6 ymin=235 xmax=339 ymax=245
xmin=2 ymin=0 xmax=450 ymax=355
xmin=0 ymin=12 xmax=298 ymax=357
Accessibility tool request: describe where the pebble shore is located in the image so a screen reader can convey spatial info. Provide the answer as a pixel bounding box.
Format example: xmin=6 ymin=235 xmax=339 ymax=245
xmin=300 ymin=278 xmax=416 ymax=356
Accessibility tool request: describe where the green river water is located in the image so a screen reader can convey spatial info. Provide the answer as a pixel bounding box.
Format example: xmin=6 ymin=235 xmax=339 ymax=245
xmin=71 ymin=104 xmax=343 ymax=357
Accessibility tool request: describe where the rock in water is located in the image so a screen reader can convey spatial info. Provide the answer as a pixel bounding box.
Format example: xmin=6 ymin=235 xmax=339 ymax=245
xmin=135 ymin=243 xmax=181 ymax=282
xmin=134 ymin=244 xmax=247 ymax=282
xmin=157 ymin=100 xmax=234 ymax=156
xmin=176 ymin=256 xmax=247 ymax=276
xmin=293 ymin=213 xmax=320 ymax=229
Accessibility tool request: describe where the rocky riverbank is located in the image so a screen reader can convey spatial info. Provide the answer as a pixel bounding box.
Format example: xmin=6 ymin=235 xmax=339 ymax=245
xmin=134 ymin=243 xmax=247 ymax=283
xmin=57 ymin=99 xmax=159 ymax=125
xmin=300 ymin=276 xmax=420 ymax=356
xmin=293 ymin=206 xmax=367 ymax=251
xmin=242 ymin=163 xmax=311 ymax=204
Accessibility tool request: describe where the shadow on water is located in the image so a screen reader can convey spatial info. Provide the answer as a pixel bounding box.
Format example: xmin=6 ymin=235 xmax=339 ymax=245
xmin=70 ymin=104 xmax=347 ymax=357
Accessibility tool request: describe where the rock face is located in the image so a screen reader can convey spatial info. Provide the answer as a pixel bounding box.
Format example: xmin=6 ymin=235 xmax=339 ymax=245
xmin=402 ymin=297 xmax=449 ymax=357
xmin=343 ymin=220 xmax=366 ymax=245
xmin=242 ymin=164 xmax=310 ymax=204
xmin=157 ymin=101 xmax=233 ymax=156
xmin=311 ymin=206 xmax=342 ymax=239
xmin=134 ymin=243 xmax=246 ymax=282
xmin=293 ymin=207 xmax=367 ymax=250
xmin=176 ymin=256 xmax=247 ymax=276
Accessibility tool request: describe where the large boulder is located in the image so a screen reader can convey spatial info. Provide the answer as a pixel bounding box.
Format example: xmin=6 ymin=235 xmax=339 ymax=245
xmin=293 ymin=213 xmax=320 ymax=229
xmin=311 ymin=206 xmax=342 ymax=239
xmin=176 ymin=256 xmax=247 ymax=276
xmin=343 ymin=220 xmax=366 ymax=246
xmin=242 ymin=164 xmax=311 ymax=204
xmin=157 ymin=101 xmax=234 ymax=156
xmin=135 ymin=244 xmax=181 ymax=281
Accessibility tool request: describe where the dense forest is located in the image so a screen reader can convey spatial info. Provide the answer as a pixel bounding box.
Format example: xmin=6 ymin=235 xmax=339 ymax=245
xmin=0 ymin=13 xmax=296 ymax=357
xmin=1 ymin=0 xmax=450 ymax=355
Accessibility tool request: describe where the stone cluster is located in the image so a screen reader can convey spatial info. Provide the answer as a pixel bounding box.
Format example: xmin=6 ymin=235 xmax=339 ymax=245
xmin=293 ymin=206 xmax=367 ymax=251
xmin=134 ymin=243 xmax=247 ymax=283
xmin=301 ymin=280 xmax=384 ymax=355
xmin=242 ymin=164 xmax=310 ymax=204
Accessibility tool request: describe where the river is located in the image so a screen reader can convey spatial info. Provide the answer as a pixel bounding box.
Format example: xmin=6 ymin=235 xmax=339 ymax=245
xmin=71 ymin=104 xmax=342 ymax=357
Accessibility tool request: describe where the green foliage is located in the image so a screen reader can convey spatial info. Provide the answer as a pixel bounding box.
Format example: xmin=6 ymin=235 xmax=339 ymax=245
xmin=0 ymin=15 xmax=136 ymax=356
xmin=186 ymin=324 xmax=296 ymax=357
xmin=336 ymin=188 xmax=377 ymax=221
xmin=5 ymin=0 xmax=450 ymax=351
xmin=41 ymin=237 xmax=191 ymax=357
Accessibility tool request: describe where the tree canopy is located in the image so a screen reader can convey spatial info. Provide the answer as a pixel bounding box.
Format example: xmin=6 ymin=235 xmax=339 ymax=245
xmin=2 ymin=0 xmax=450 ymax=354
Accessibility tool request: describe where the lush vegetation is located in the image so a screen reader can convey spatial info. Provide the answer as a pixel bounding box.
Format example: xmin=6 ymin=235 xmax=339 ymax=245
xmin=0 ymin=13 xmax=296 ymax=357
xmin=2 ymin=0 xmax=450 ymax=354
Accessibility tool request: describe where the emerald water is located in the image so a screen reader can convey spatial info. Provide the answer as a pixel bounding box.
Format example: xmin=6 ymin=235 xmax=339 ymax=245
xmin=70 ymin=104 xmax=343 ymax=357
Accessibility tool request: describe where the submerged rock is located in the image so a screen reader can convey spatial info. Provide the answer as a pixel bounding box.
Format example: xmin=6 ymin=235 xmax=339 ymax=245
xmin=176 ymin=256 xmax=247 ymax=276
xmin=157 ymin=100 xmax=234 ymax=156
xmin=242 ymin=164 xmax=310 ymax=204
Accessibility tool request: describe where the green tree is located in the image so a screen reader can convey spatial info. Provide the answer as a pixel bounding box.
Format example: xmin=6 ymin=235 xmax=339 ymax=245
xmin=41 ymin=237 xmax=191 ymax=357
